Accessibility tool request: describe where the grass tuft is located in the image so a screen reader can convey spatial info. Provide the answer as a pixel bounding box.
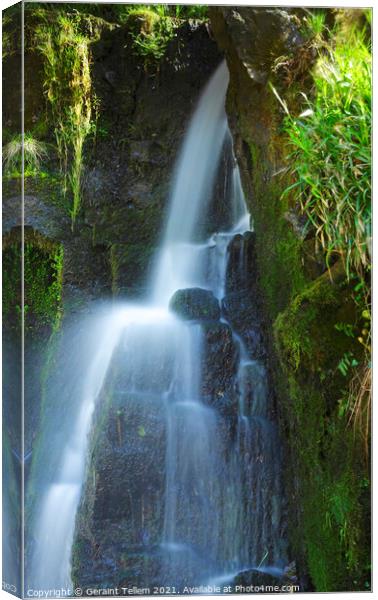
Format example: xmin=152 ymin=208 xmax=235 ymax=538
xmin=281 ymin=28 xmax=371 ymax=279
xmin=3 ymin=133 xmax=48 ymax=174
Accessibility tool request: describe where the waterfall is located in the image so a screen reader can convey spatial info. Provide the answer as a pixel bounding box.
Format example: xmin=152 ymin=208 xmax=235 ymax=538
xmin=27 ymin=311 xmax=127 ymax=589
xmin=27 ymin=61 xmax=286 ymax=595
xmin=152 ymin=61 xmax=230 ymax=304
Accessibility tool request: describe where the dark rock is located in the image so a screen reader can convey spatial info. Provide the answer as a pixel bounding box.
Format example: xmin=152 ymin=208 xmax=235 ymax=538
xmin=284 ymin=209 xmax=312 ymax=241
xmin=3 ymin=195 xmax=71 ymax=241
xmin=222 ymin=290 xmax=258 ymax=328
xmin=222 ymin=289 xmax=266 ymax=360
xmin=201 ymin=320 xmax=238 ymax=414
xmin=81 ymin=20 xmax=222 ymax=259
xmin=233 ymin=567 xmax=291 ymax=591
xmin=243 ymin=326 xmax=266 ymax=360
xmin=302 ymin=237 xmax=329 ymax=280
xmin=93 ymin=395 xmax=167 ymax=520
xmin=110 ymin=243 xmax=156 ymax=298
xmin=169 ymin=287 xmax=220 ymax=321
xmin=226 ymin=231 xmax=257 ymax=294
xmin=4 ymin=16 xmax=223 ymax=308
xmin=210 ymin=8 xmax=303 ymax=86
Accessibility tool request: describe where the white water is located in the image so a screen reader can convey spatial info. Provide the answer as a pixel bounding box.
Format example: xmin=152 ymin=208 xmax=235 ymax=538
xmin=27 ymin=312 xmax=124 ymax=589
xmin=27 ymin=61 xmax=286 ymax=594
xmin=152 ymin=61 xmax=234 ymax=304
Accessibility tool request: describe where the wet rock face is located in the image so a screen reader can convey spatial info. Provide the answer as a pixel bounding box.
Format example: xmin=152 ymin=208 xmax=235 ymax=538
xmin=169 ymin=287 xmax=221 ymax=321
xmin=201 ymin=321 xmax=238 ymax=415
xmin=211 ymin=7 xmax=371 ymax=592
xmin=226 ymin=230 xmax=257 ymax=294
xmin=3 ymin=19 xmax=222 ymax=303
xmin=72 ymin=385 xmax=167 ymax=589
xmin=222 ymin=231 xmax=266 ymax=361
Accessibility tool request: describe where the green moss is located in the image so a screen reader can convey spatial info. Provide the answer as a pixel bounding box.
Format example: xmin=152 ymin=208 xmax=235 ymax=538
xmin=24 ymin=243 xmax=63 ymax=332
xmin=220 ymin=7 xmax=370 ymax=590
xmin=274 ymin=269 xmax=351 ymax=373
xmin=2 ymin=231 xmax=63 ymax=335
xmin=2 ymin=241 xmax=22 ymax=329
xmin=273 ymin=272 xmax=369 ymax=591
xmin=125 ymin=8 xmax=175 ymax=65
xmin=2 ymin=5 xmax=21 ymax=59
xmin=248 ymin=142 xmax=306 ymax=320
xmin=244 ymin=121 xmax=370 ymax=594
xmin=283 ymin=376 xmax=370 ymax=591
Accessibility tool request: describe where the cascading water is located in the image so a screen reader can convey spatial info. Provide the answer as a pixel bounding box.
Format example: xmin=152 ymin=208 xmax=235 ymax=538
xmin=27 ymin=60 xmax=287 ymax=595
xmin=152 ymin=61 xmax=229 ymax=304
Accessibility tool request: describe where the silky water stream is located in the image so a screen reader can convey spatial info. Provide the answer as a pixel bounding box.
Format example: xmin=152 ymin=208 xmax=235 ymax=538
xmin=27 ymin=61 xmax=287 ymax=594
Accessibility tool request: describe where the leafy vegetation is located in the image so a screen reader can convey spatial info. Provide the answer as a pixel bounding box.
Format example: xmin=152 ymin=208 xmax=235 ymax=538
xmin=125 ymin=7 xmax=175 ymax=63
xmin=263 ymin=12 xmax=372 ymax=589
xmin=282 ymin=27 xmax=371 ymax=279
xmin=274 ymin=266 xmax=370 ymax=590
xmin=302 ymin=9 xmax=328 ymax=39
xmin=109 ymin=4 xmax=208 ymax=24
xmin=3 ymin=236 xmax=63 ymax=334
xmin=34 ymin=10 xmax=93 ymax=228
xmin=122 ymin=4 xmax=208 ymax=64
xmin=275 ymin=17 xmax=371 ymax=446
xmin=51 ymin=4 xmax=208 ymax=65
xmin=42 ymin=3 xmax=208 ymax=24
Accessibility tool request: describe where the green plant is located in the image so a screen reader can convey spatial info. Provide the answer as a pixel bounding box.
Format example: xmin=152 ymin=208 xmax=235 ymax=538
xmin=123 ymin=5 xmax=208 ymax=65
xmin=281 ymin=28 xmax=371 ymax=280
xmin=35 ymin=11 xmax=93 ymax=228
xmin=337 ymin=352 xmax=359 ymax=377
xmin=301 ymin=9 xmax=328 ymax=40
xmin=276 ymin=25 xmax=371 ymax=446
xmin=334 ymin=322 xmax=355 ymax=338
xmin=3 ymin=133 xmax=48 ymax=174
xmin=171 ymin=5 xmax=208 ymax=20
xmin=2 ymin=237 xmax=63 ymax=333
xmin=125 ymin=7 xmax=175 ymax=63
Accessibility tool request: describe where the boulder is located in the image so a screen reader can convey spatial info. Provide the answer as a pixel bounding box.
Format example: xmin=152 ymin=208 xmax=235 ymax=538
xmin=169 ymin=287 xmax=220 ymax=321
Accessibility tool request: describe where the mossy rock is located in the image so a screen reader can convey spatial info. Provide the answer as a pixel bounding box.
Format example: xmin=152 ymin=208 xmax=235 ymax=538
xmin=273 ymin=266 xmax=369 ymax=591
xmin=274 ymin=263 xmax=362 ymax=389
